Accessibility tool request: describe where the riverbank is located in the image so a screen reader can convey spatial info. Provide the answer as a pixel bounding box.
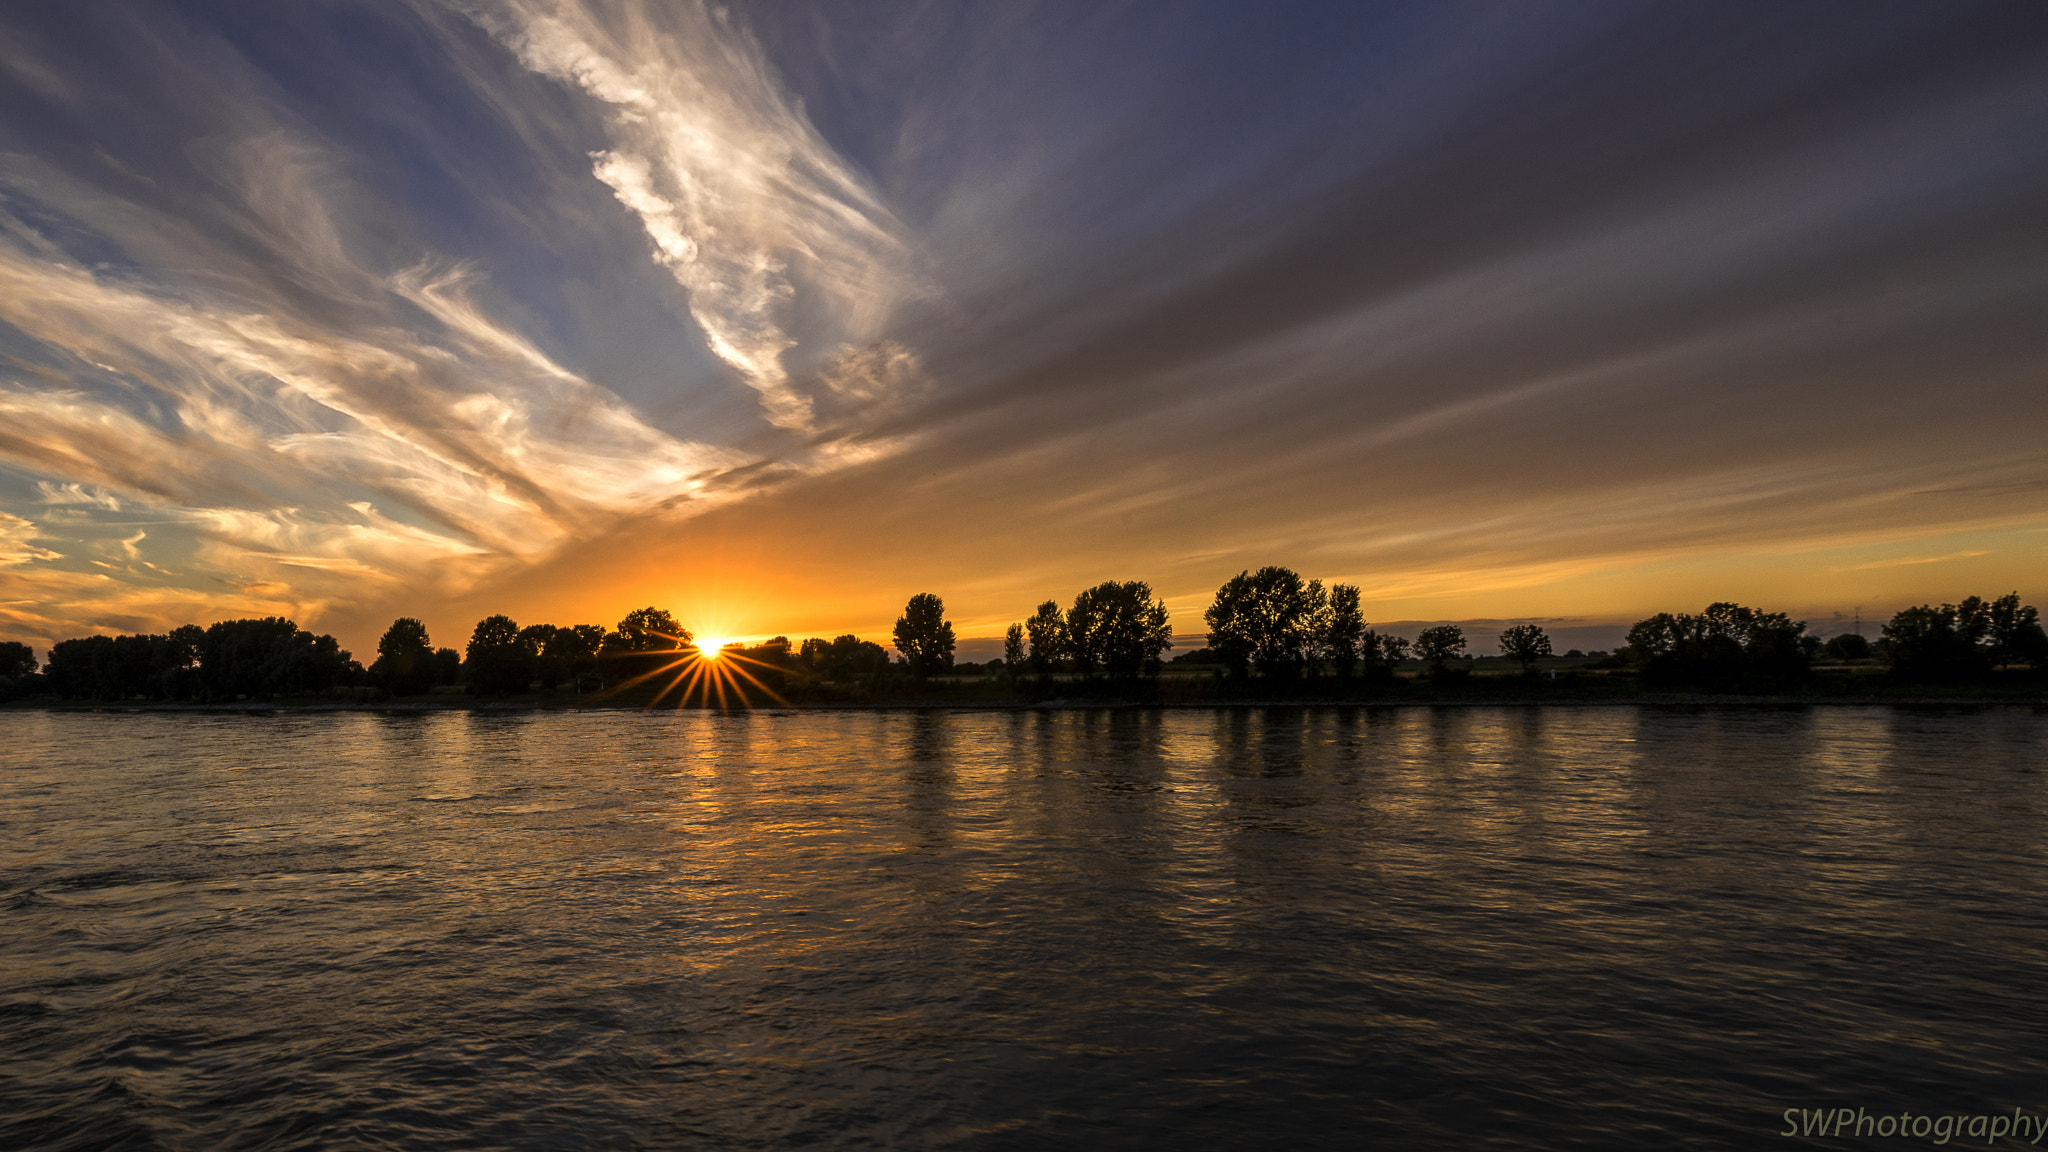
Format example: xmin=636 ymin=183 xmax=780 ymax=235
xmin=10 ymin=672 xmax=2047 ymax=713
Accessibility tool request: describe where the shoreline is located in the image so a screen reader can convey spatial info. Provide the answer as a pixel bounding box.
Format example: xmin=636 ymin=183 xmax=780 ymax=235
xmin=11 ymin=693 xmax=2047 ymax=714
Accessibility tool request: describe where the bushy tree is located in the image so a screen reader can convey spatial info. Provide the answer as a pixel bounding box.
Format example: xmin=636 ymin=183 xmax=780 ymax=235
xmin=799 ymin=636 xmax=828 ymax=669
xmin=1204 ymin=566 xmax=1324 ymax=679
xmin=544 ymin=625 xmax=605 ymax=690
xmin=373 ymin=617 xmax=436 ymax=696
xmin=43 ymin=635 xmax=120 ymax=700
xmin=466 ymin=614 xmax=536 ymax=695
xmin=1003 ymin=623 xmax=1026 ymax=678
xmin=263 ymin=628 xmax=354 ymax=696
xmin=518 ymin=624 xmax=562 ymax=688
xmin=1025 ymin=600 xmax=1068 ymax=674
xmin=1627 ymin=602 xmax=1810 ymax=688
xmin=1987 ymin=593 xmax=2045 ymax=669
xmin=0 ymin=639 xmax=37 ymax=700
xmin=893 ymin=593 xmax=956 ymax=677
xmin=1875 ymin=606 xmax=1974 ymax=676
xmin=801 ymin=634 xmax=892 ymax=681
xmin=603 ymin=607 xmax=690 ymax=685
xmin=199 ymin=618 xmax=323 ymax=700
xmin=1499 ymin=624 xmax=1552 ymax=674
xmin=0 ymin=641 xmax=35 ymax=679
xmin=1823 ymin=633 xmax=1872 ymax=660
xmin=1875 ymin=594 xmax=2046 ymax=680
xmin=1066 ymin=580 xmax=1173 ymax=681
xmin=1317 ymin=584 xmax=1366 ymax=679
xmin=1413 ymin=625 xmax=1467 ymax=676
xmin=614 ymin=607 xmax=688 ymax=652
xmin=1357 ymin=630 xmax=1409 ymax=680
xmin=41 ymin=621 xmax=343 ymax=701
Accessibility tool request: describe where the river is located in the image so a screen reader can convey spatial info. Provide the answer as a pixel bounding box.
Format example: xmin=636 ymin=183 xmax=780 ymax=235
xmin=3 ymin=706 xmax=2045 ymax=1149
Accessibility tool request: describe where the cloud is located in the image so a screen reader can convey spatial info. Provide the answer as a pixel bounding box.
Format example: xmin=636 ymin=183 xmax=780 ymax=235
xmin=0 ymin=513 xmax=61 ymax=566
xmin=0 ymin=164 xmax=747 ymax=586
xmin=1836 ymin=551 xmax=1994 ymax=571
xmin=2 ymin=2 xmax=2046 ymax=654
xmin=463 ymin=0 xmax=933 ymax=432
xmin=35 ymin=482 xmax=121 ymax=511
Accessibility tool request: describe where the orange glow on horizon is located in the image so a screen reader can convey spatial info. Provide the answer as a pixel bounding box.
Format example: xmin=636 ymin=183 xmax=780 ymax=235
xmin=584 ymin=643 xmax=790 ymax=710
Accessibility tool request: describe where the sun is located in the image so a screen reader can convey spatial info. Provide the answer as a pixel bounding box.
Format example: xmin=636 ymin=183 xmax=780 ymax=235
xmin=596 ymin=628 xmax=787 ymax=710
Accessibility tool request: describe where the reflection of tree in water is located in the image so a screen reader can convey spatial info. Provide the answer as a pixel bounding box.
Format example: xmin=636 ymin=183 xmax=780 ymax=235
xmin=1212 ymin=708 xmax=1326 ymax=848
xmin=1066 ymin=708 xmax=1172 ymax=793
xmin=899 ymin=711 xmax=954 ymax=853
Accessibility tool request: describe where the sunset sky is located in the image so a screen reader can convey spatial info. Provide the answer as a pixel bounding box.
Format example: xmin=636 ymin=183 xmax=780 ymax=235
xmin=2 ymin=1 xmax=2045 ymax=661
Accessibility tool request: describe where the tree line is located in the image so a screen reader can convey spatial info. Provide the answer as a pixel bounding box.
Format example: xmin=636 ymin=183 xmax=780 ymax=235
xmin=0 ymin=619 xmax=356 ymax=703
xmin=1 ymin=573 xmax=2042 ymax=703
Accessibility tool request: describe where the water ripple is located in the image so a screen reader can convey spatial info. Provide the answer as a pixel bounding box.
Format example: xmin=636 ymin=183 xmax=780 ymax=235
xmin=1 ymin=706 xmax=2045 ymax=1149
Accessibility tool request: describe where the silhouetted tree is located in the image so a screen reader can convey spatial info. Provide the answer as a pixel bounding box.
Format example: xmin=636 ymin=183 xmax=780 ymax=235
xmin=466 ymin=614 xmax=535 ymax=695
xmin=1875 ymin=594 xmax=2044 ymax=677
xmin=198 ymin=618 xmax=308 ymax=700
xmin=0 ymin=639 xmax=37 ymax=700
xmin=85 ymin=627 xmax=202 ymax=699
xmin=1627 ymin=602 xmax=1810 ymax=688
xmin=432 ymin=646 xmax=463 ymax=686
xmin=1881 ymin=607 xmax=1949 ymax=677
xmin=1066 ymin=580 xmax=1172 ymax=681
xmin=40 ymin=618 xmax=351 ymax=702
xmin=543 ymin=625 xmax=604 ymax=691
xmin=1025 ymin=600 xmax=1067 ymax=675
xmin=0 ymin=641 xmax=36 ymax=679
xmin=517 ymin=624 xmax=563 ymax=688
xmin=603 ymin=607 xmax=690 ymax=685
xmin=2016 ymin=623 xmax=2048 ymax=672
xmin=1413 ymin=625 xmax=1467 ymax=677
xmin=613 ymin=607 xmax=687 ymax=650
xmin=1317 ymin=584 xmax=1365 ymax=679
xmin=43 ymin=635 xmax=116 ymax=699
xmin=1499 ymin=624 xmax=1552 ymax=674
xmin=1823 ymin=633 xmax=1871 ymax=661
xmin=1003 ymin=623 xmax=1026 ymax=679
xmin=804 ymin=634 xmax=891 ymax=682
xmin=1364 ymin=632 xmax=1410 ymax=678
xmin=799 ymin=636 xmax=828 ymax=669
xmin=263 ymin=628 xmax=353 ymax=696
xmin=893 ymin=593 xmax=956 ymax=677
xmin=372 ymin=618 xmax=437 ymax=696
xmin=1868 ymin=595 xmax=2048 ymax=680
xmin=1204 ymin=566 xmax=1323 ymax=679
xmin=1988 ymin=593 xmax=2044 ymax=669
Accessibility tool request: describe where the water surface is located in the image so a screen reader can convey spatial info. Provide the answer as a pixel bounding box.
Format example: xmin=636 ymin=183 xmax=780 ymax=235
xmin=3 ymin=706 xmax=2045 ymax=1149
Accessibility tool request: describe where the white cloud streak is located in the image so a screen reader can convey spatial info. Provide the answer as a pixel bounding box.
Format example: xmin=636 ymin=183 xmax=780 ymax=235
xmin=0 ymin=118 xmax=747 ymax=638
xmin=0 ymin=244 xmax=737 ymax=553
xmin=0 ymin=513 xmax=61 ymax=567
xmin=462 ymin=0 xmax=934 ymax=432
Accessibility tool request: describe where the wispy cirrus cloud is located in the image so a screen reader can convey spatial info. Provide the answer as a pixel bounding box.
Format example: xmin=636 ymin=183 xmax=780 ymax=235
xmin=0 ymin=10 xmax=765 ymax=642
xmin=461 ymin=0 xmax=935 ymax=434
xmin=0 ymin=513 xmax=61 ymax=567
